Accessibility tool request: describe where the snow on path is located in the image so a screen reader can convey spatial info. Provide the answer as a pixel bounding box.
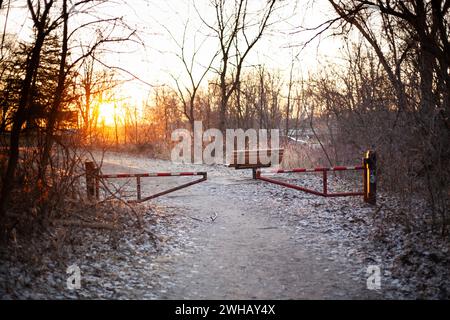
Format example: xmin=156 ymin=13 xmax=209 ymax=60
xmin=1 ymin=152 xmax=443 ymax=299
xmin=98 ymin=151 xmax=382 ymax=299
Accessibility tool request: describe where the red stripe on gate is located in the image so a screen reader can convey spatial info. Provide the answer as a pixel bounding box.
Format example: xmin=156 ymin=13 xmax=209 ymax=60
xmin=157 ymin=173 xmax=171 ymax=177
xmin=332 ymin=166 xmax=364 ymax=171
xmin=179 ymin=172 xmax=195 ymax=176
xmin=101 ymin=175 xmax=114 ymax=178
xmin=257 ymin=163 xmax=366 ymax=198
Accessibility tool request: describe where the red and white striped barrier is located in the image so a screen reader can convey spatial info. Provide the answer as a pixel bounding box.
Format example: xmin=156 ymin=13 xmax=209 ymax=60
xmin=100 ymin=171 xmax=207 ymax=203
xmin=256 ymin=162 xmax=368 ymax=199
xmin=259 ymin=165 xmax=364 ymax=174
xmin=99 ymin=172 xmax=206 ymax=179
xmin=84 ymin=162 xmax=208 ymax=203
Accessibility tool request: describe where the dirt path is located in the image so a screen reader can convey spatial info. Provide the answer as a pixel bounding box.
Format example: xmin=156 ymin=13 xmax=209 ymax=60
xmin=100 ymin=155 xmax=380 ymax=299
xmin=2 ymin=154 xmax=446 ymax=299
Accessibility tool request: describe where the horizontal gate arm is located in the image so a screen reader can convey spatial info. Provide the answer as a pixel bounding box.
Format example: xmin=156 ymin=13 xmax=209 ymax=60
xmin=99 ymin=172 xmax=207 ymax=179
xmin=257 ymin=175 xmax=326 ymax=197
xmin=332 ymin=165 xmax=364 ymax=171
xmin=259 ymin=165 xmax=364 ymax=175
xmin=256 ymin=164 xmax=366 ymax=198
xmin=326 ymin=192 xmax=365 ymax=197
xmin=129 ymin=173 xmax=207 ymax=203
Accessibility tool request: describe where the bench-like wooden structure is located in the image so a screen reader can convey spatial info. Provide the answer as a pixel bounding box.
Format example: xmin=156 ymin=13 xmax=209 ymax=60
xmin=227 ymin=148 xmax=284 ymax=178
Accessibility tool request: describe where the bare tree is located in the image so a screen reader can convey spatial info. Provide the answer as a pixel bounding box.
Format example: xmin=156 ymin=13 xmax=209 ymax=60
xmin=39 ymin=0 xmax=69 ymax=180
xmin=285 ymin=57 xmax=295 ymax=137
xmin=322 ymin=0 xmax=449 ymax=232
xmin=0 ymin=0 xmax=136 ymax=219
xmin=0 ymin=0 xmax=57 ymax=218
xmin=73 ymin=55 xmax=118 ymax=143
xmin=164 ymin=18 xmax=218 ymax=132
xmin=197 ymin=0 xmax=278 ymax=132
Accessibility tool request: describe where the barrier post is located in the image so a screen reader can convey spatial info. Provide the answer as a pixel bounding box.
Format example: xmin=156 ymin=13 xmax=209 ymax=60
xmin=363 ymin=150 xmax=377 ymax=204
xmin=136 ymin=176 xmax=142 ymax=201
xmin=323 ymin=170 xmax=328 ymax=196
xmin=85 ymin=161 xmax=98 ymax=199
xmin=252 ymin=168 xmax=257 ymax=179
xmin=95 ymin=175 xmax=99 ymax=200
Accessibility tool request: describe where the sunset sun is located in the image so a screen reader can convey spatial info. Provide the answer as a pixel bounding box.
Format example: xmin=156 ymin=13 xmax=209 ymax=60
xmin=98 ymin=102 xmax=121 ymax=126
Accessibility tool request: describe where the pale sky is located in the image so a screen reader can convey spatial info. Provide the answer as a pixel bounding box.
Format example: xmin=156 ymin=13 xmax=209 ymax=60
xmin=113 ymin=0 xmax=343 ymax=104
xmin=1 ymin=0 xmax=344 ymax=106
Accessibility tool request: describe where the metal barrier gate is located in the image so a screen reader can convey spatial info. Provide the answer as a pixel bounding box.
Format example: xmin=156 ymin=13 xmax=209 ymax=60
xmin=256 ymin=150 xmax=377 ymax=204
xmin=85 ymin=162 xmax=207 ymax=203
xmin=85 ymin=150 xmax=375 ymax=204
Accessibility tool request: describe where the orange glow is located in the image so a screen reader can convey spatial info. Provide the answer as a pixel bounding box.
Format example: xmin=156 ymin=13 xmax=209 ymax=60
xmin=98 ymin=102 xmax=123 ymax=126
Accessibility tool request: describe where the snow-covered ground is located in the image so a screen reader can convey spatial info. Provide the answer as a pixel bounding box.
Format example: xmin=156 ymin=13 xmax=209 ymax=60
xmin=0 ymin=151 xmax=448 ymax=299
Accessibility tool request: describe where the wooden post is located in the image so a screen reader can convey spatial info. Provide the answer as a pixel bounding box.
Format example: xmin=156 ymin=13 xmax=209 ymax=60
xmin=363 ymin=150 xmax=377 ymax=204
xmin=95 ymin=174 xmax=99 ymax=200
xmin=323 ymin=170 xmax=328 ymax=196
xmin=85 ymin=161 xmax=98 ymax=199
xmin=136 ymin=176 xmax=141 ymax=201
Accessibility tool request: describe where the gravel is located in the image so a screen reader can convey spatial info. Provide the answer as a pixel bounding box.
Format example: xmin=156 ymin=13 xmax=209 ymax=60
xmin=0 ymin=151 xmax=448 ymax=299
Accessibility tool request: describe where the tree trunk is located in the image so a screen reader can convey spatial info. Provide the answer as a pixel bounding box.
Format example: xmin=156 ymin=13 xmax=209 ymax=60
xmin=0 ymin=24 xmax=48 ymax=218
xmin=40 ymin=0 xmax=68 ymax=181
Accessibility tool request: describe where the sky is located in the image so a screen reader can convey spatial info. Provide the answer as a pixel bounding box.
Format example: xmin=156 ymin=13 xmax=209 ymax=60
xmin=1 ymin=0 xmax=345 ymax=107
xmin=112 ymin=0 xmax=343 ymax=104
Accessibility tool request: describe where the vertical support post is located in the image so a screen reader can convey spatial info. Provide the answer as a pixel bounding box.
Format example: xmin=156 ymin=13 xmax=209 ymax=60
xmin=85 ymin=161 xmax=97 ymax=199
xmin=137 ymin=176 xmax=141 ymax=201
xmin=323 ymin=170 xmax=328 ymax=196
xmin=95 ymin=176 xmax=99 ymax=200
xmin=363 ymin=150 xmax=377 ymax=204
xmin=363 ymin=158 xmax=368 ymax=203
xmin=252 ymin=168 xmax=257 ymax=179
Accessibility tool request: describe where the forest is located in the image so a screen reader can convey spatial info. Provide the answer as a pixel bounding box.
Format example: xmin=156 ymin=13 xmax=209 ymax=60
xmin=0 ymin=0 xmax=449 ymax=300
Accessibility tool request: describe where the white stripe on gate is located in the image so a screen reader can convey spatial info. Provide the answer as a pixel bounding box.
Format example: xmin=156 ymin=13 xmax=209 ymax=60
xmin=99 ymin=172 xmax=206 ymax=178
